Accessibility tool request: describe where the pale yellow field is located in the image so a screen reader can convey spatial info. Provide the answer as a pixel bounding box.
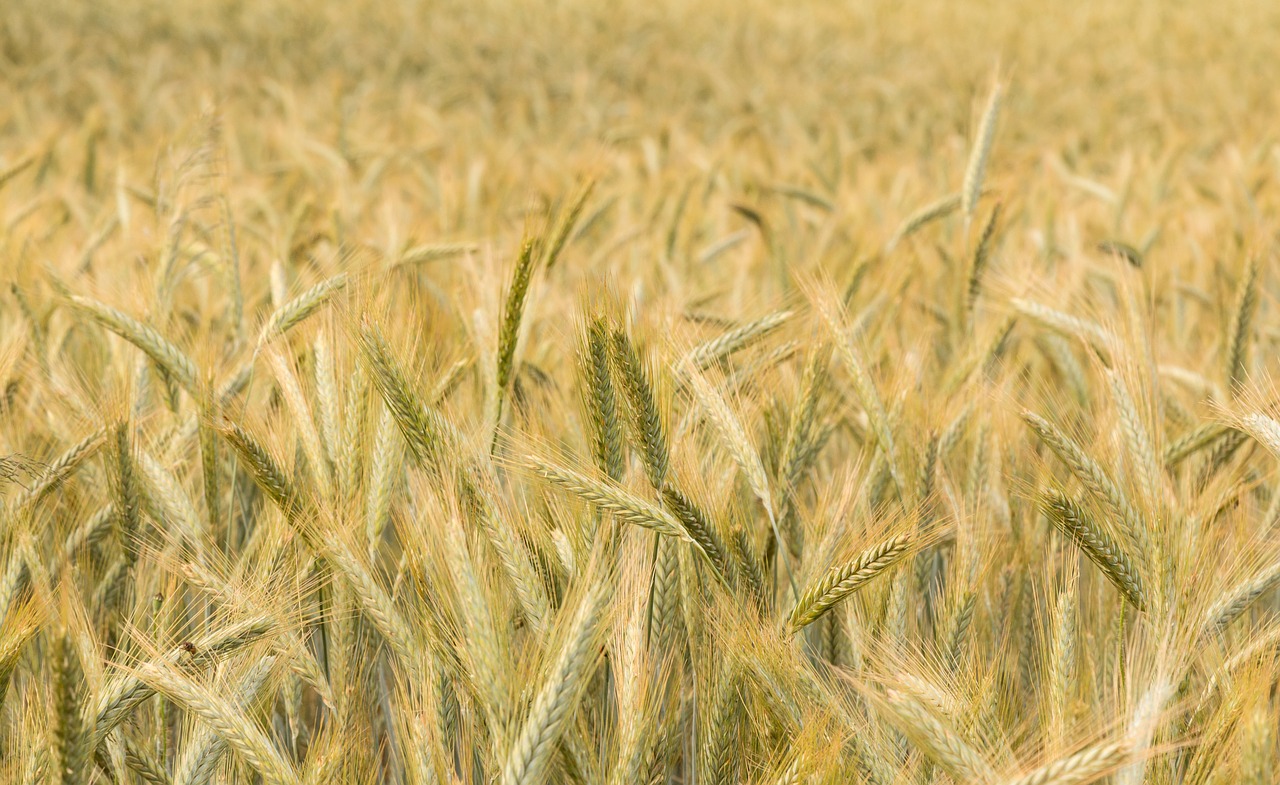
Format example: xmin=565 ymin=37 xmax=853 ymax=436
xmin=2 ymin=1 xmax=1280 ymax=783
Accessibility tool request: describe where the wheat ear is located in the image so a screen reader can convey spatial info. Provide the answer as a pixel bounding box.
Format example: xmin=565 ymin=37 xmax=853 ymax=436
xmin=531 ymin=458 xmax=699 ymax=550
xmin=610 ymin=328 xmax=668 ymax=489
xmin=962 ymin=79 xmax=1003 ymax=222
xmin=136 ymin=657 xmax=299 ymax=785
xmin=1041 ymin=490 xmax=1147 ymax=611
xmin=90 ymin=615 xmax=274 ymax=748
xmin=1226 ymin=255 xmax=1259 ymax=394
xmin=69 ymin=295 xmax=199 ymax=394
xmin=581 ymin=318 xmax=624 ymax=481
xmin=1022 ymin=410 xmax=1149 ymax=564
xmin=171 ymin=655 xmax=276 ymax=785
xmin=885 ymin=193 xmax=962 ymax=252
xmin=500 ymin=585 xmax=607 ymax=785
xmin=358 ymin=318 xmax=461 ymax=476
xmin=684 ymin=309 xmax=792 ymax=370
xmin=256 ymin=273 xmax=349 ymax=346
xmin=1202 ymin=559 xmax=1280 ymax=633
xmin=492 ymin=238 xmax=537 ymax=446
xmin=1000 ymin=741 xmax=1129 ymax=785
xmin=882 ymin=687 xmax=996 ymax=784
xmin=11 ymin=429 xmax=104 ymax=512
xmin=789 ymin=535 xmax=912 ymax=632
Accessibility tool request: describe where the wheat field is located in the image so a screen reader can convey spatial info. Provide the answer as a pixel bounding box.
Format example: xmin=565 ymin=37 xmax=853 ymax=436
xmin=3 ymin=1 xmax=1280 ymax=783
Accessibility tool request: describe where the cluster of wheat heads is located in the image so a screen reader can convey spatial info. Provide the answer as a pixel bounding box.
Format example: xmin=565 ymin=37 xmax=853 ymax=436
xmin=5 ymin=0 xmax=1280 ymax=783
xmin=3 ymin=163 xmax=1280 ymax=785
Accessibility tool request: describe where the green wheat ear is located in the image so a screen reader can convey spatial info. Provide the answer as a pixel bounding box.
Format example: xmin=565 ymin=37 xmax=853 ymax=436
xmin=610 ymin=327 xmax=668 ymax=489
xmin=579 ymin=317 xmax=623 ymax=481
xmin=1041 ymin=490 xmax=1147 ymax=612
